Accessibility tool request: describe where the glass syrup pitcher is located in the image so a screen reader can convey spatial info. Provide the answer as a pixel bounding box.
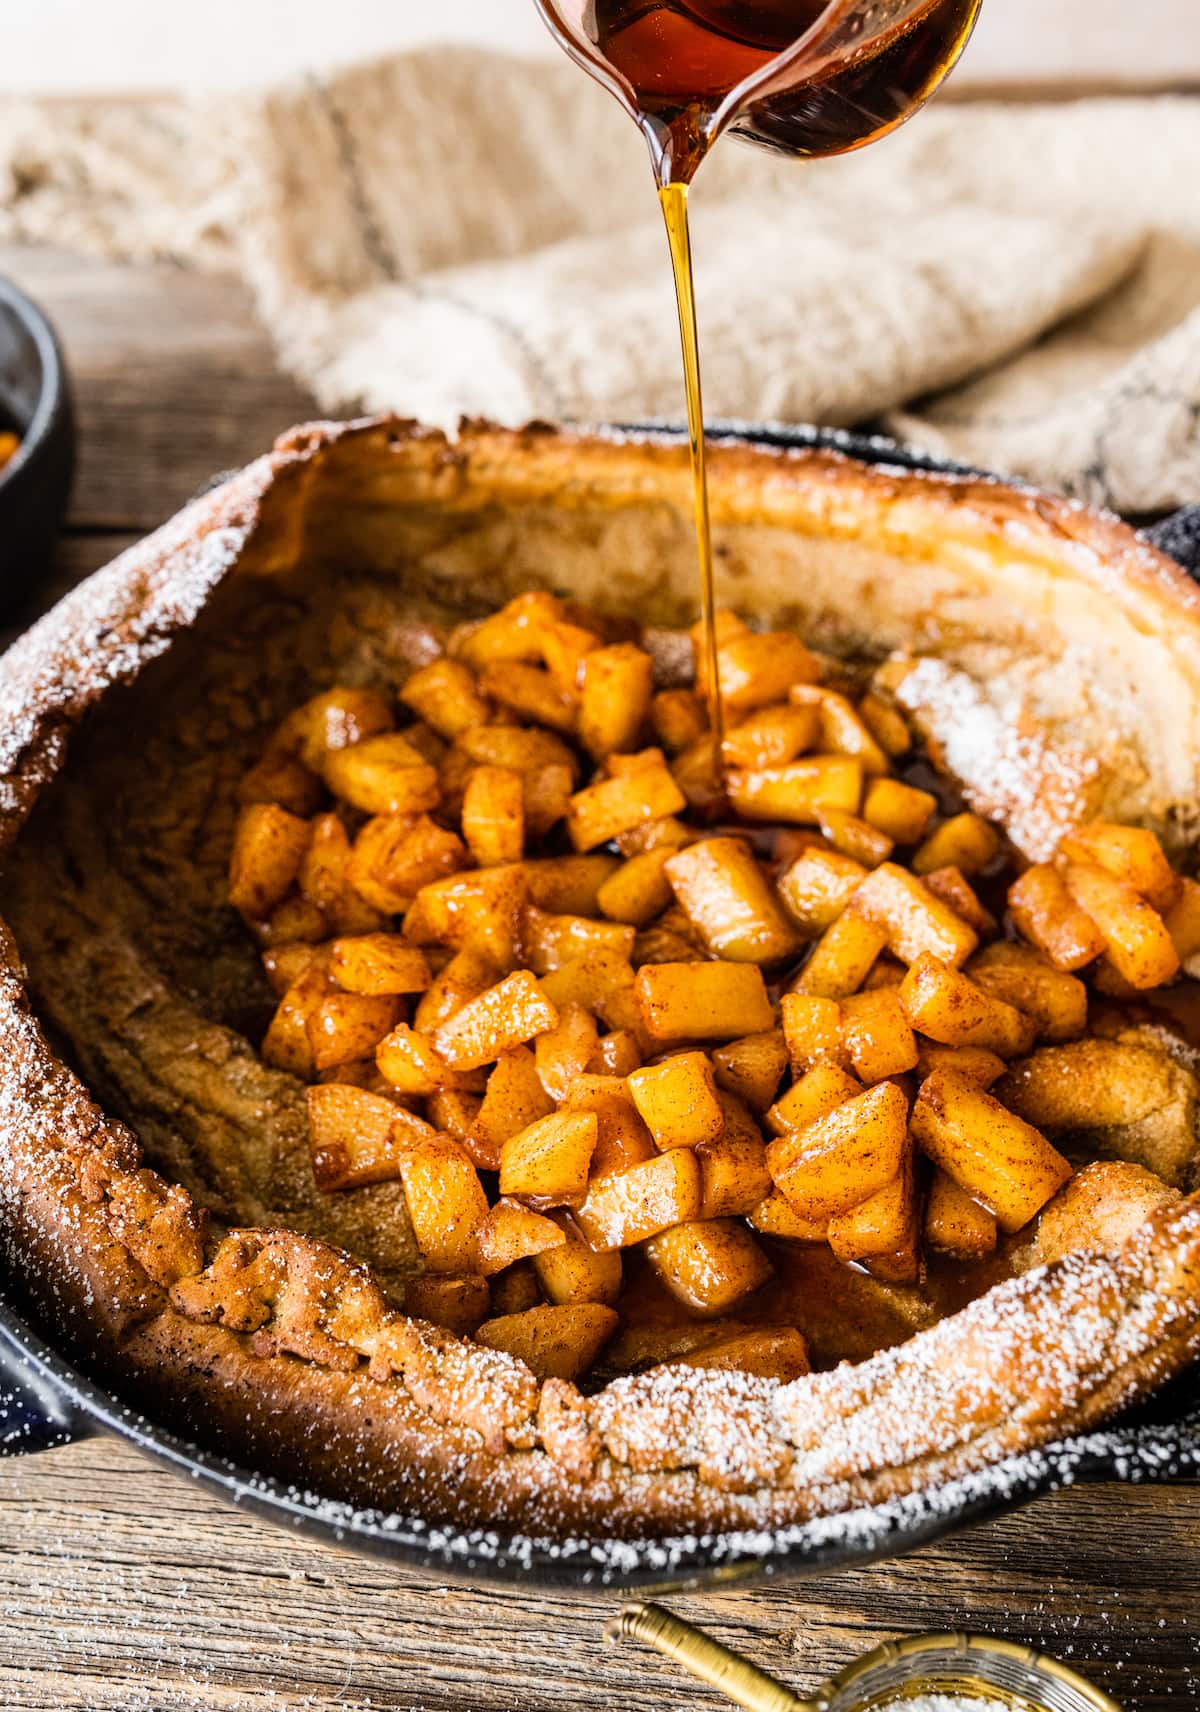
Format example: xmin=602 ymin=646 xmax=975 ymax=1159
xmin=534 ymin=0 xmax=983 ymax=185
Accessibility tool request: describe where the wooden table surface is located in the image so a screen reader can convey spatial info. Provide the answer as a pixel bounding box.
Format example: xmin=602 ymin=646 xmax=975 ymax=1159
xmin=1 ymin=238 xmax=1200 ymax=1711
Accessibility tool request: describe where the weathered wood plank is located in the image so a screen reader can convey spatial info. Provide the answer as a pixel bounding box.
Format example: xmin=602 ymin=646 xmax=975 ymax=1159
xmin=1 ymin=1439 xmax=1199 ymax=1711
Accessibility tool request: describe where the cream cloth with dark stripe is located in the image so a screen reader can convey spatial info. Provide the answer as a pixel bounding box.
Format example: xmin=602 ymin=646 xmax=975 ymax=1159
xmin=3 ymin=51 xmax=1200 ymax=511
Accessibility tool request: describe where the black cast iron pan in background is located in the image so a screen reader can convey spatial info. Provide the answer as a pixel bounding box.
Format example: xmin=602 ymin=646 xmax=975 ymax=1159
xmin=0 ymin=422 xmax=1197 ymax=1592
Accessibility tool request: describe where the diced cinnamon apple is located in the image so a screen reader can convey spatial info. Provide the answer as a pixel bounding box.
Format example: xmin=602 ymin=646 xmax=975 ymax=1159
xmin=578 ymin=642 xmax=655 ymax=759
xmin=404 ymin=1272 xmax=491 ymax=1337
xmin=766 ymin=1080 xmax=908 ymax=1222
xmin=259 ymin=894 xmax=328 ymax=947
xmin=476 ymin=1199 xmax=567 ymax=1277
xmin=776 ymin=847 xmax=868 ymax=935
xmin=412 ymin=948 xmax=498 ymax=1033
xmin=564 ymin=1075 xmax=656 ymax=1176
xmin=861 ymin=777 xmax=937 ymax=845
xmin=307 ymin=992 xmax=403 ymax=1072
xmin=566 ymin=759 xmax=687 ymax=852
xmin=697 ymin=1123 xmax=772 ymax=1219
xmin=853 ymin=862 xmax=979 ymax=968
xmin=228 ymin=803 xmax=311 ymax=919
xmin=479 ymin=661 xmax=577 ymax=734
xmin=790 ymin=909 xmax=888 ymax=999
xmin=456 ymin=719 xmax=578 ymax=780
xmin=588 ymin=1029 xmax=644 ymax=1077
xmin=767 ymin=1062 xmax=861 ymax=1136
xmin=596 ymin=850 xmax=677 ymax=928
xmin=1061 ymin=861 xmax=1180 ymax=990
xmin=399 ymin=658 xmax=491 ymax=740
xmin=396 ymin=1135 xmax=490 ymax=1272
xmin=726 ymin=758 xmax=863 ymax=825
xmin=966 ymin=942 xmax=1087 ymax=1043
xmin=722 ymin=704 xmax=819 ymax=770
xmin=913 ymin=812 xmax=1001 ymax=878
xmin=262 ymin=941 xmax=329 ymax=998
xmin=748 ymin=1192 xmax=829 ymax=1243
xmin=461 ymin=765 xmax=525 ymax=866
xmin=306 ymin=1084 xmax=435 ymax=1191
xmin=322 ymin=733 xmax=440 ymax=817
xmin=261 ymin=968 xmax=329 ymax=1077
xmin=574 ymin=1148 xmax=703 ymax=1250
xmin=328 ymin=935 xmax=432 ymax=996
xmin=474 ymin=1303 xmax=618 ymax=1381
xmin=635 ymin=961 xmax=775 ymax=1044
xmin=523 ymin=908 xmax=636 ymax=975
xmin=680 ymin=1326 xmax=810 ymax=1382
xmin=827 ymin=1149 xmax=919 ymax=1280
xmin=899 ymin=953 xmax=1035 ymax=1058
xmin=533 ymin=1004 xmax=600 ymax=1103
xmin=718 ymin=631 xmax=820 ymax=711
xmin=277 ymin=686 xmax=394 ymax=773
xmin=915 ymin=1043 xmax=1007 ymax=1088
xmin=815 ymin=807 xmax=893 ymax=868
xmin=1008 ymin=863 xmax=1106 ymax=972
xmin=534 ymin=1226 xmax=623 ymax=1305
xmin=499 ymin=1110 xmax=598 ymax=1203
xmin=299 ymin=814 xmax=382 ymax=935
xmin=431 ymin=970 xmax=558 ymax=1071
xmin=839 ymin=988 xmax=919 ymax=1082
xmin=1059 ymin=822 xmax=1179 ymax=912
xmin=490 ymin=1262 xmax=543 ymax=1317
xmin=645 ymin=1219 xmax=772 ymax=1317
xmin=540 ymin=616 xmax=600 ymax=698
xmin=376 ymin=1023 xmax=485 ymax=1096
xmin=451 ymin=590 xmax=566 ymax=668
xmin=348 ymin=813 xmax=466 ymax=915
xmin=791 ymin=686 xmax=889 ymax=776
xmin=921 ymin=866 xmax=997 ymax=938
xmin=711 ymin=1029 xmax=788 ymax=1114
xmin=539 ymin=951 xmax=639 ymax=1032
xmin=779 ymin=994 xmax=845 ymax=1074
xmin=652 ymin=687 xmax=709 ymax=754
xmin=628 ymin=1051 xmax=724 ymax=1150
xmin=471 ymin=1045 xmax=555 ymax=1170
xmin=427 ymin=1088 xmax=484 ymax=1148
xmin=911 ymin=1068 xmax=1072 ymax=1233
xmin=924 ymin=1168 xmax=998 ymax=1260
xmin=521 ymin=854 xmax=620 ymax=916
xmin=665 ymin=837 xmax=798 ymax=964
xmin=857 ymin=691 xmax=911 ymax=758
xmin=403 ymin=866 xmax=529 ymax=970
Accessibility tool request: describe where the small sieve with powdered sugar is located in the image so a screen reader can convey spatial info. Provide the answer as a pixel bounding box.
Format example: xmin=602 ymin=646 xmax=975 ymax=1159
xmin=610 ymin=1606 xmax=1122 ymax=1712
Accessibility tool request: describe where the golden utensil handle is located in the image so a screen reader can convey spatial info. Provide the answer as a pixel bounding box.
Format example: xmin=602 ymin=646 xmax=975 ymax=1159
xmin=609 ymin=1601 xmax=817 ymax=1712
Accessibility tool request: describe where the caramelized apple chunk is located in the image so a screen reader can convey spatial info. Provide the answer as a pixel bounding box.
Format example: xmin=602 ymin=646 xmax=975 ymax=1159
xmin=628 ymin=1051 xmax=724 ymax=1150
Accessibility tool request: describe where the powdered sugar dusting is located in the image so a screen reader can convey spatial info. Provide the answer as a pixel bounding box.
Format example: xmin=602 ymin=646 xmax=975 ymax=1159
xmin=893 ymin=657 xmax=1101 ymax=861
xmin=886 ymin=1698 xmax=1006 ymax=1710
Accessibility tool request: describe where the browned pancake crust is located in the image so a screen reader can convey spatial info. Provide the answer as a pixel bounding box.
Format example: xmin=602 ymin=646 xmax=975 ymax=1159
xmin=2 ymin=417 xmax=1200 ymax=1541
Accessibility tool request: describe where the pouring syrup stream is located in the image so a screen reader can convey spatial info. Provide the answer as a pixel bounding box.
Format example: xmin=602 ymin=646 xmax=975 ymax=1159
xmin=535 ymin=0 xmax=983 ymax=797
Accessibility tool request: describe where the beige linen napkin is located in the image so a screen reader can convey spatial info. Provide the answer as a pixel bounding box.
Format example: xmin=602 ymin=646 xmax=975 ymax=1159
xmin=2 ymin=50 xmax=1200 ymax=511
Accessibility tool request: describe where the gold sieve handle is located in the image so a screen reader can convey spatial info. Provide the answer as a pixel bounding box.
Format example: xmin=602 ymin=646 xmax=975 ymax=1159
xmin=608 ymin=1601 xmax=819 ymax=1712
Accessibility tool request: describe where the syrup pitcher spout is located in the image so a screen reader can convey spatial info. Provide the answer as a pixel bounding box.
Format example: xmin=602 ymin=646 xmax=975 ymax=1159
xmin=533 ymin=0 xmax=983 ymax=184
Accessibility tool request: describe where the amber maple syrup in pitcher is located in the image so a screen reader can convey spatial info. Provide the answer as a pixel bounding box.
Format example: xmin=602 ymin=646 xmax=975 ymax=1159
xmin=536 ymin=0 xmax=981 ymax=791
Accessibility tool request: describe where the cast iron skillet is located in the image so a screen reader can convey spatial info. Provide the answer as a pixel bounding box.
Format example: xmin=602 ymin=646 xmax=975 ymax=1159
xmin=1 ymin=422 xmax=1198 ymax=1592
